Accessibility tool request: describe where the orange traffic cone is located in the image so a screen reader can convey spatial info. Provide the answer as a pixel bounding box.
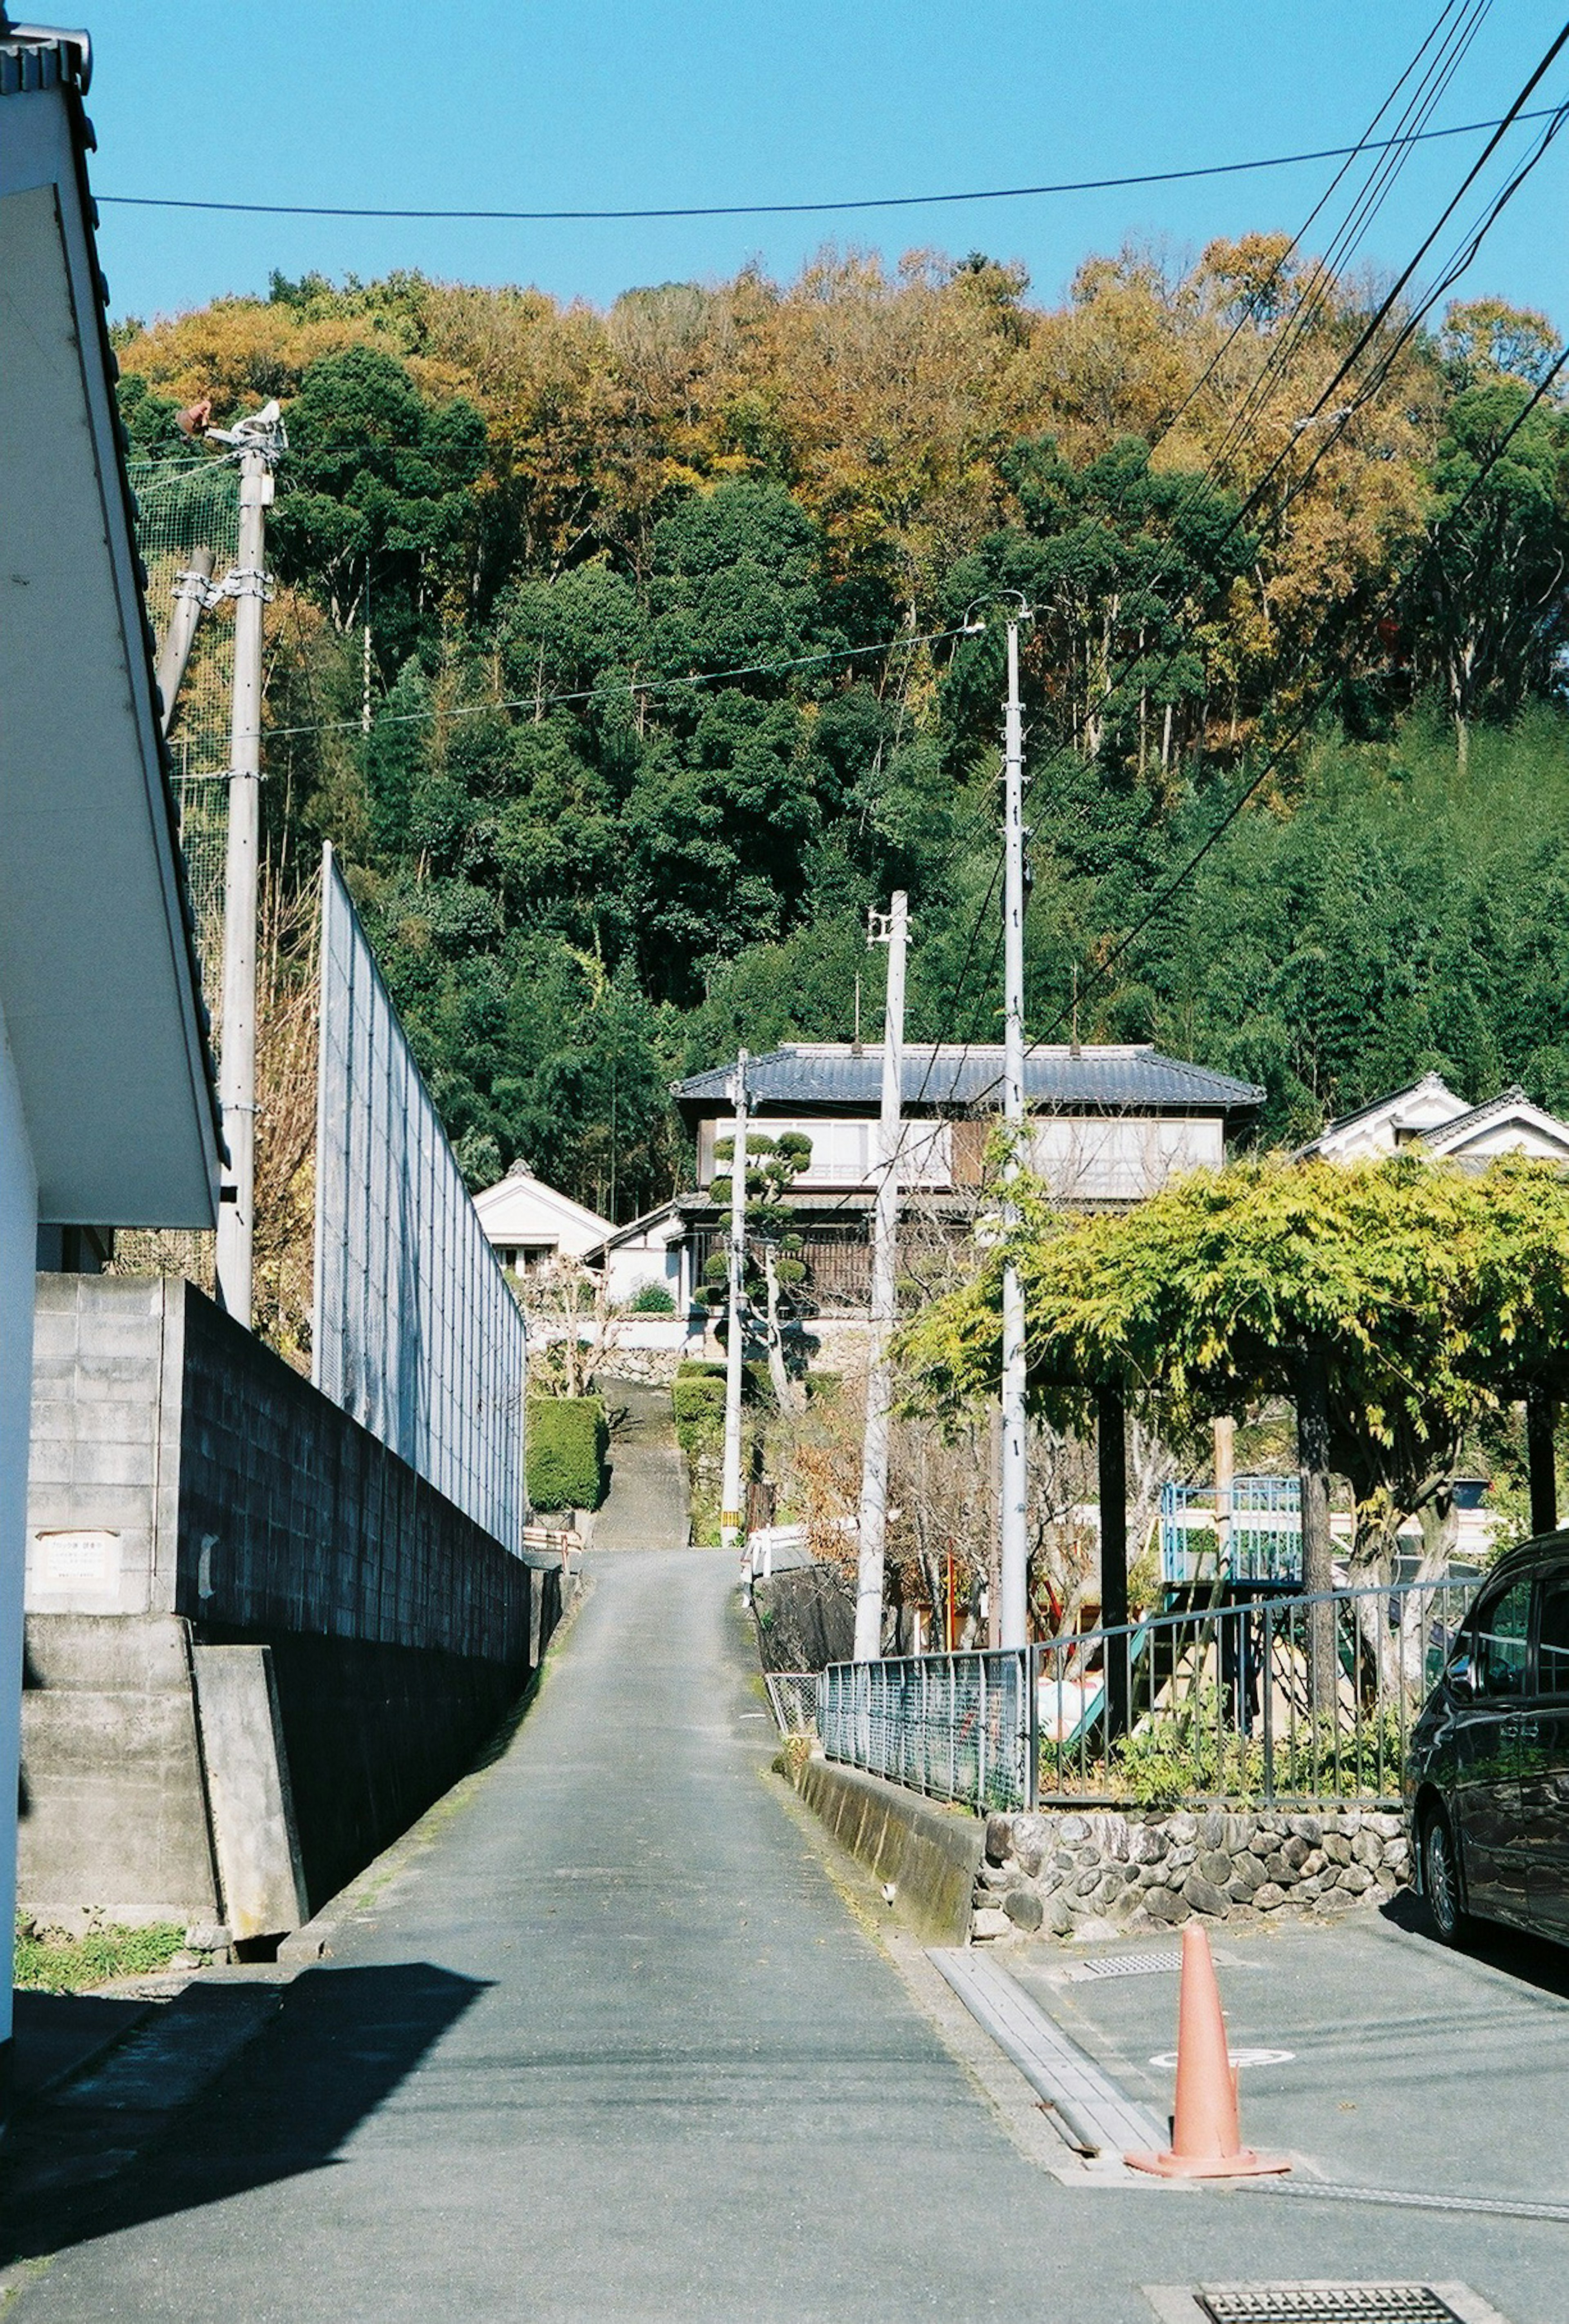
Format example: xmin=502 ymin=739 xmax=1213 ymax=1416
xmin=1125 ymin=1920 xmax=1290 ymax=2178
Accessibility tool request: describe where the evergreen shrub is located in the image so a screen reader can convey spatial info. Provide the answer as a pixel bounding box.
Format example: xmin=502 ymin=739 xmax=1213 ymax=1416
xmin=527 ymin=1395 xmax=609 ymax=1512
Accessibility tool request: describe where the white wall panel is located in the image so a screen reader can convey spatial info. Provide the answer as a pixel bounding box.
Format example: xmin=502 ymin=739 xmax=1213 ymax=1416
xmin=312 ymin=848 xmax=527 ymax=1550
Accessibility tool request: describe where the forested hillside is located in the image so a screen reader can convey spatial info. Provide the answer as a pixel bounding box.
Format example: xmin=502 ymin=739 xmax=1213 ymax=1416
xmin=114 ymin=243 xmax=1569 ymax=1217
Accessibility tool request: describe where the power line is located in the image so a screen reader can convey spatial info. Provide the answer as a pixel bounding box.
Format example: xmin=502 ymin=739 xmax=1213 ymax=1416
xmin=93 ymin=105 xmax=1565 ymax=224
xmin=1012 ymin=334 xmax=1569 ymax=1076
xmin=886 ymin=1 xmax=1499 ymax=1121
xmin=262 ymin=620 xmax=972 ymax=742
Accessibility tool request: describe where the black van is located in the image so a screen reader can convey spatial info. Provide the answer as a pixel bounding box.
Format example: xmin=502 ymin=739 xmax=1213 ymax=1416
xmin=1407 ymin=1534 xmax=1569 ymax=1946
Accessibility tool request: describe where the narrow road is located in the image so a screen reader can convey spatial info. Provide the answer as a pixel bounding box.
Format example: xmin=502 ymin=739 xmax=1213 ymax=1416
xmin=13 ymin=1552 xmax=1565 ymax=2322
xmin=592 ymin=1378 xmax=688 ymax=1550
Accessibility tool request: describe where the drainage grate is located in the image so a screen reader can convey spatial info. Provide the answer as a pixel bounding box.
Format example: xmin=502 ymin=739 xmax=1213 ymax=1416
xmin=1068 ymin=1948 xmax=1183 ymax=1980
xmin=1198 ymin=2290 xmax=1465 ymax=2323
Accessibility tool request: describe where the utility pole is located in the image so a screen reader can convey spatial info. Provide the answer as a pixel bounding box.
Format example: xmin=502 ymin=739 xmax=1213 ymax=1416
xmin=999 ymin=609 xmax=1030 ymax=1650
xmin=155 ymin=546 xmax=215 ymax=738
xmin=720 ymin=1052 xmax=749 ymax=1556
xmin=854 ymin=891 xmax=908 ymax=1662
xmin=208 ymin=401 xmax=285 ymax=1328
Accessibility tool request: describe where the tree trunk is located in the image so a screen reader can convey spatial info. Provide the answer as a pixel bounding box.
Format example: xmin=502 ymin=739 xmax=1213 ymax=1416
xmin=1097 ymin=1384 xmax=1130 ymax=1742
xmin=760 ymin=1246 xmax=802 ymax=1417
xmin=1528 ymin=1386 xmax=1558 ymax=1536
xmin=1296 ymin=1345 xmax=1336 ymax=1719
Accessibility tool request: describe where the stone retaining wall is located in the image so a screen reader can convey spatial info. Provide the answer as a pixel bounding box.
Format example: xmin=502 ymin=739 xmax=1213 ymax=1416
xmin=972 ymin=1805 xmax=1410 ymax=1944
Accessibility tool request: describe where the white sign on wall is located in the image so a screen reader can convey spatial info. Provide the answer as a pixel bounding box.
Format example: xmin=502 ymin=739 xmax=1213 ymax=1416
xmin=34 ymin=1529 xmax=121 ymax=1593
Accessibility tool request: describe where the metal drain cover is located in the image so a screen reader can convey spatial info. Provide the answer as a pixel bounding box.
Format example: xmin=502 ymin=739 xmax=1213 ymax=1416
xmin=1065 ymin=1948 xmax=1183 ymax=1980
xmin=1199 ymin=2290 xmax=1467 ymax=2323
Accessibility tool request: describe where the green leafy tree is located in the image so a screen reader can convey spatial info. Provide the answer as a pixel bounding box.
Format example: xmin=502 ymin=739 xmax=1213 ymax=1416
xmin=707 ymin=1130 xmax=814 ymax=1410
xmin=902 ymin=1155 xmax=1569 ymax=1584
xmin=1406 ymin=378 xmax=1569 ymax=765
xmin=270 ymin=345 xmax=488 ymax=664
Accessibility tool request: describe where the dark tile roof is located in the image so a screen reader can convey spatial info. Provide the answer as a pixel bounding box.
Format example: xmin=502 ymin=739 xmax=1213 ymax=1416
xmin=673 ymin=1043 xmax=1263 ymax=1116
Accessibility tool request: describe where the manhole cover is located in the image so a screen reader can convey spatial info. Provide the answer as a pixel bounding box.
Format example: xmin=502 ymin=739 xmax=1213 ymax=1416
xmin=1198 ymin=2290 xmax=1467 ymax=2323
xmin=1068 ymin=1948 xmax=1183 ymax=1980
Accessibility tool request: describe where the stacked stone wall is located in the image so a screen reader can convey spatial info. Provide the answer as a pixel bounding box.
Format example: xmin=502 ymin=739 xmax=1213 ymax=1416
xmin=971 ymin=1804 xmax=1410 ymax=1943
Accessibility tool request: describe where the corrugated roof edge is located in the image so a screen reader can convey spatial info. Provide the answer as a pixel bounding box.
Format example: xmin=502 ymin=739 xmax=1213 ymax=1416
xmin=2 ymin=19 xmax=225 ymax=1160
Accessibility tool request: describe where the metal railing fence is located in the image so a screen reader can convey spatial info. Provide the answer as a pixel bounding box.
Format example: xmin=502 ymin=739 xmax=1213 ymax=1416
xmin=818 ymin=1576 xmax=1478 ymax=1815
xmin=1158 ymin=1475 xmax=1301 ymax=1585
xmin=764 ymin=1672 xmax=821 ymax=1735
xmin=818 ymin=1651 xmax=1029 ymax=1812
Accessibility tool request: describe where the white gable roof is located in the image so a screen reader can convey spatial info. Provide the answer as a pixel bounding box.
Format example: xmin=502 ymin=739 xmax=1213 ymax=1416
xmin=472 ymin=1165 xmax=612 ymax=1259
xmin=1418 ymin=1087 xmax=1569 ymax=1163
xmin=1305 ymin=1071 xmax=1468 ymax=1162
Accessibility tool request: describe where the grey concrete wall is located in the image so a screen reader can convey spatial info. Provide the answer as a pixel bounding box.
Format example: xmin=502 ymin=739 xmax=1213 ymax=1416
xmin=191 ymin=1646 xmax=309 ymax=1942
xmin=19 ymin=1614 xmax=220 ymax=1931
xmin=796 ymin=1757 xmax=983 ymax=1944
xmin=24 ymin=1274 xmax=184 ymax=1617
xmin=21 ymin=1276 xmax=552 ymax=1932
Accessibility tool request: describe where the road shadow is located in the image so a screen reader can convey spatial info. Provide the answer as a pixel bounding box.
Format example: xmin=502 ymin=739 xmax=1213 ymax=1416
xmin=10 ymin=1990 xmax=155 ymax=2106
xmin=1379 ymin=1889 xmax=1569 ymax=2002
xmin=0 ymin=1961 xmax=489 ymax=2266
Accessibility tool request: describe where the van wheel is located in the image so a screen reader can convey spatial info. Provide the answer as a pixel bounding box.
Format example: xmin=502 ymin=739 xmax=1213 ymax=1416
xmin=1422 ymin=1807 xmax=1471 ymax=1946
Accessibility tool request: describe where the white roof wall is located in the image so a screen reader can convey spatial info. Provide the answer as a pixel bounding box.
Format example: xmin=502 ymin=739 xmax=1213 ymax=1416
xmin=1421 ymin=1101 xmax=1569 ymax=1163
xmin=472 ymin=1168 xmax=612 ymax=1260
xmin=0 ymin=49 xmax=218 ymax=1225
xmin=1310 ymin=1072 xmax=1468 ymax=1162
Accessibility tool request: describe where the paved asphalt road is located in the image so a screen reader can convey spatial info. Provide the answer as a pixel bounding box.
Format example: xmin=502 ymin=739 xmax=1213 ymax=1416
xmin=12 ymin=1549 xmax=1569 ymax=2322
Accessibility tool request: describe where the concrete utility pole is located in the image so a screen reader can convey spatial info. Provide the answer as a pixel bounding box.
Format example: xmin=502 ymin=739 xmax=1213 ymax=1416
xmin=720 ymin=1052 xmax=749 ymax=1555
xmin=853 ymin=891 xmax=908 ymax=1662
xmin=999 ymin=610 xmax=1030 ymax=1650
xmin=209 ymin=402 xmax=285 ymax=1328
xmin=154 ymin=546 xmax=215 ymax=738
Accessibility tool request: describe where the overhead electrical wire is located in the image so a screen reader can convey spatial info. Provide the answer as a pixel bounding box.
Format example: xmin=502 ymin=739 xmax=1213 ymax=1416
xmin=94 ymin=105 xmax=1564 ymax=224
xmin=899 ymin=0 xmax=1516 ymax=1121
xmin=994 ymin=332 xmax=1569 ymax=1093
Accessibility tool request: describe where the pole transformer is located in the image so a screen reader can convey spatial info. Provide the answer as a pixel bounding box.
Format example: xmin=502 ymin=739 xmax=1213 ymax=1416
xmin=999 ymin=611 xmax=1030 ymax=1651
xmin=209 ymin=402 xmax=285 ymax=1328
xmin=854 ymin=890 xmax=908 ymax=1662
xmin=720 ymin=1052 xmax=749 ymax=1555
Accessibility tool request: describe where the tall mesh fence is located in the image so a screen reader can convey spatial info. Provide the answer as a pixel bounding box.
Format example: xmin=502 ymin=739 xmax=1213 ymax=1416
xmin=128 ymin=455 xmax=240 ymax=961
xmin=314 ymin=847 xmax=530 ymax=1551
xmin=110 ymin=458 xmax=241 ymax=1290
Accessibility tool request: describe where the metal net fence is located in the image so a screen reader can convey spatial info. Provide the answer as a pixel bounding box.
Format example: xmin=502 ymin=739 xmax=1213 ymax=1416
xmin=313 ymin=847 xmax=530 ymax=1551
xmin=818 ymin=1577 xmax=1481 ymax=1815
xmin=763 ymin=1672 xmax=821 ymax=1735
xmin=128 ymin=455 xmax=240 ymax=965
xmin=818 ymin=1652 xmax=1030 ymax=1813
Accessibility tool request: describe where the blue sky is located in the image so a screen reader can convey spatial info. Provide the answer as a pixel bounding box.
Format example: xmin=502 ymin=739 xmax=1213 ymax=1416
xmin=90 ymin=1 xmax=1569 ymax=333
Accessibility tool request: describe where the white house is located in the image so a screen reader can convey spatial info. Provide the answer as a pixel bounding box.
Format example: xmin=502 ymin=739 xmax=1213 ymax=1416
xmin=581 ymin=1200 xmax=688 ymax=1309
xmin=1302 ymin=1071 xmax=1569 ymax=1166
xmin=473 ymin=1162 xmax=614 ymax=1276
xmin=1 ymin=21 xmax=221 ymax=2077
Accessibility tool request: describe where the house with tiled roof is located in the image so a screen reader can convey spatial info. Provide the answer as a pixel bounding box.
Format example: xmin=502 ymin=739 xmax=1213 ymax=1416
xmin=671 ymin=1042 xmax=1263 ymax=1312
xmin=1301 ymin=1070 xmax=1569 ymax=1166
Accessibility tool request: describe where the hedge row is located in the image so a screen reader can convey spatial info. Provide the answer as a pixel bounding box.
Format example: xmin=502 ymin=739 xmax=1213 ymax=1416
xmin=527 ymin=1395 xmax=609 ymax=1514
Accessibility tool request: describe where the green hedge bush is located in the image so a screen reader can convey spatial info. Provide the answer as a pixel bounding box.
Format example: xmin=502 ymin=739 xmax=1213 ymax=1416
xmin=629 ymin=1280 xmax=677 ymax=1313
xmin=527 ymin=1395 xmax=609 ymax=1513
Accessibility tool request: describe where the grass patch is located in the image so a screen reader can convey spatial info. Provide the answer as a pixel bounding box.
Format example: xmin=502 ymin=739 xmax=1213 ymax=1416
xmin=15 ymin=1917 xmax=186 ymax=1992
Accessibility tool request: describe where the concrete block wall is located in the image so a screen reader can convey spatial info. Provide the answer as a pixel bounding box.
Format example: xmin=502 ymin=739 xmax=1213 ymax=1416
xmin=24 ymin=1275 xmax=184 ymax=1616
xmin=175 ymin=1287 xmax=530 ymax=1668
xmin=20 ymin=1275 xmax=550 ymax=1931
